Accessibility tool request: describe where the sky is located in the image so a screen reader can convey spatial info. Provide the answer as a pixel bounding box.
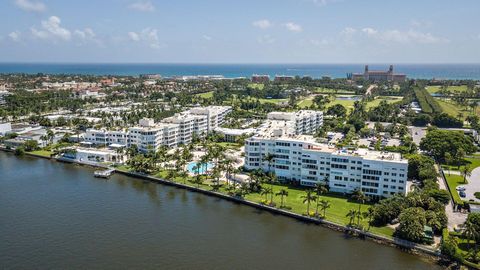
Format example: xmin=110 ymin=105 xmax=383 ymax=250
xmin=1 ymin=0 xmax=480 ymax=63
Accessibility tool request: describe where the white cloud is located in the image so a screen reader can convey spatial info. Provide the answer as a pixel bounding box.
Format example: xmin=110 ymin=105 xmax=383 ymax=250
xmin=361 ymin=27 xmax=378 ymax=36
xmin=74 ymin=28 xmax=95 ymax=40
xmin=128 ymin=32 xmax=140 ymax=41
xmin=284 ymin=22 xmax=302 ymax=32
xmin=252 ymin=19 xmax=273 ymax=29
xmin=31 ymin=16 xmax=71 ymax=41
xmin=128 ymin=28 xmax=162 ymax=49
xmin=129 ymin=1 xmax=155 ymax=12
xmin=340 ymin=27 xmax=356 ymax=37
xmin=8 ymin=31 xmax=21 ymax=42
xmin=339 ymin=27 xmax=447 ymax=45
xmin=257 ymin=34 xmax=275 ymax=44
xmin=202 ymin=35 xmax=212 ymax=41
xmin=310 ymin=0 xmax=338 ymax=6
xmin=14 ymin=0 xmax=46 ymax=12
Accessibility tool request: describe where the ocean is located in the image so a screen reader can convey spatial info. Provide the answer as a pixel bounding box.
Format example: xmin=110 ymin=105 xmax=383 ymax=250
xmin=0 ymin=63 xmax=480 ymax=80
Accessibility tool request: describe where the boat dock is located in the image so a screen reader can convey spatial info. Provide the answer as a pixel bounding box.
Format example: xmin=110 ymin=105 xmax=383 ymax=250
xmin=94 ymin=168 xmax=115 ymax=178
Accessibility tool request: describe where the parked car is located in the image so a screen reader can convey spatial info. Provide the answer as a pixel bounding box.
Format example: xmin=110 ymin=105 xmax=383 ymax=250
xmin=459 ymin=191 xmax=466 ymax=198
xmin=456 ymin=186 xmax=466 ymax=192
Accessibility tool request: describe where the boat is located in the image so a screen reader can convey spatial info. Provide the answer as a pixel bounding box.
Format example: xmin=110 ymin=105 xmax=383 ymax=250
xmin=94 ymin=168 xmax=115 ymax=178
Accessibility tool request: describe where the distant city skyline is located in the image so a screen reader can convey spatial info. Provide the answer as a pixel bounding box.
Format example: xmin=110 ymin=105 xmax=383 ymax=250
xmin=1 ymin=0 xmax=480 ymax=63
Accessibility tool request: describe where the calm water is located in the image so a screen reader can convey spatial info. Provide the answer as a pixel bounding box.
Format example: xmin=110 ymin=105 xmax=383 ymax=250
xmin=0 ymin=152 xmax=441 ymax=270
xmin=0 ymin=63 xmax=480 ymax=79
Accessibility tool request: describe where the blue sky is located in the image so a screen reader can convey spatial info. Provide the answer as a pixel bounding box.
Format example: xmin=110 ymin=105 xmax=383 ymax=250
xmin=1 ymin=0 xmax=480 ymax=63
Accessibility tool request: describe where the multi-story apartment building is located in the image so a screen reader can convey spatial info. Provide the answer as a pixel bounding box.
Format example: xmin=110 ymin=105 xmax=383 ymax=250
xmin=251 ymin=74 xmax=270 ymax=83
xmin=244 ymin=134 xmax=408 ymax=198
xmin=84 ymin=106 xmax=231 ymax=151
xmin=266 ymin=110 xmax=323 ymax=135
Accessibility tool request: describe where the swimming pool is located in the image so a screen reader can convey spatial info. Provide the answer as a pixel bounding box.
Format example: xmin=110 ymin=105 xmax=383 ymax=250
xmin=187 ymin=162 xmax=214 ymax=174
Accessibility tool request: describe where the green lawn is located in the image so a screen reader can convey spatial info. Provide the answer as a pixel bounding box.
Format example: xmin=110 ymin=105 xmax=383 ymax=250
xmin=28 ymin=150 xmax=53 ymax=158
xmin=426 ymin=85 xmax=469 ymax=94
xmin=436 ymin=99 xmax=464 ymax=118
xmin=258 ymin=98 xmax=287 ymax=104
xmin=243 ymin=183 xmax=394 ymax=237
xmin=313 ymin=87 xmax=355 ymax=94
xmin=442 ymin=155 xmax=480 ymax=172
xmin=297 ymin=97 xmax=314 ymax=108
xmin=195 ymin=91 xmax=214 ymax=98
xmin=445 ymin=174 xmax=466 ymax=205
xmin=248 ymin=83 xmax=265 ymax=90
xmin=366 ymin=96 xmax=404 ymax=109
xmin=325 ymin=96 xmax=359 ymax=109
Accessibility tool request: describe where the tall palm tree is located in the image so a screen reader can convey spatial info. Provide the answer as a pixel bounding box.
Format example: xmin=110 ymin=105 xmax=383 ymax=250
xmin=261 ymin=186 xmax=272 ymax=202
xmin=275 ymin=189 xmax=288 ymax=208
xmin=461 ymin=164 xmax=472 ymax=183
xmin=302 ymin=190 xmax=317 ymax=216
xmin=346 ymin=209 xmax=358 ymax=226
xmin=362 ymin=207 xmax=375 ymax=231
xmin=314 ymin=182 xmax=328 ymax=197
xmin=351 ymin=189 xmax=368 ymax=226
xmin=319 ymin=199 xmax=331 ymax=218
xmin=263 ymin=153 xmax=275 ymax=173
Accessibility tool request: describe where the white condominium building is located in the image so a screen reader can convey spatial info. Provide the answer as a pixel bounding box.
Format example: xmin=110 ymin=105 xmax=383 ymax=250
xmin=244 ymin=134 xmax=408 ymax=198
xmin=267 ymin=110 xmax=323 ymax=135
xmin=84 ymin=106 xmax=231 ymax=151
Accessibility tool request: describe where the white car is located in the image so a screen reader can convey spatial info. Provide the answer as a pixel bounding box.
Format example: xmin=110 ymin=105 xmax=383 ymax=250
xmin=456 ymin=186 xmax=466 ymax=192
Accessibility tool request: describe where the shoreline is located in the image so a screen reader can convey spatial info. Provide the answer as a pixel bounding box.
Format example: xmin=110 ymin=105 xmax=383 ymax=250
xmin=2 ymin=149 xmax=448 ymax=266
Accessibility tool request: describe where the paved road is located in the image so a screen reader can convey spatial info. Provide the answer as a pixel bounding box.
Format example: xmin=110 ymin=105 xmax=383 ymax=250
xmin=436 ymin=165 xmax=467 ymax=230
xmin=459 ymin=166 xmax=480 ymax=203
xmin=409 ymin=126 xmax=427 ymax=145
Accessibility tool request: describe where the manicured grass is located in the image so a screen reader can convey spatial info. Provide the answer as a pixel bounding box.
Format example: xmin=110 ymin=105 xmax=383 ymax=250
xmin=365 ymin=96 xmax=403 ymax=109
xmin=436 ymin=99 xmax=465 ymax=118
xmin=325 ymin=97 xmax=358 ymax=109
xmin=297 ymin=98 xmax=314 ymax=108
xmin=28 ymin=150 xmax=53 ymax=158
xmin=426 ymin=85 xmax=469 ymax=94
xmin=243 ymin=183 xmax=394 ymax=237
xmin=258 ymin=98 xmax=287 ymax=104
xmin=445 ymin=174 xmax=466 ymax=205
xmin=195 ymin=91 xmax=214 ymax=98
xmin=248 ymin=83 xmax=265 ymax=90
xmin=442 ymin=155 xmax=480 ymax=171
xmin=313 ymin=87 xmax=355 ymax=94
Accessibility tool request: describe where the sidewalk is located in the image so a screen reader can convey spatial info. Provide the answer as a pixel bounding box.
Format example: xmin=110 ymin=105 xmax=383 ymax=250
xmin=436 ymin=165 xmax=467 ymax=230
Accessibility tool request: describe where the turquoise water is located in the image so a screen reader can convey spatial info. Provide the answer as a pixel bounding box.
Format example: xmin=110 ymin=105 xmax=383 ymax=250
xmin=1 ymin=63 xmax=480 ymax=79
xmin=187 ymin=161 xmax=214 ymax=174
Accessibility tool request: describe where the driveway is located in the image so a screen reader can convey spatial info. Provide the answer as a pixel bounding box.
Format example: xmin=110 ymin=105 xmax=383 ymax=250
xmin=409 ymin=126 xmax=427 ymax=145
xmin=458 ymin=166 xmax=480 ymax=203
xmin=436 ymin=165 xmax=467 ymax=230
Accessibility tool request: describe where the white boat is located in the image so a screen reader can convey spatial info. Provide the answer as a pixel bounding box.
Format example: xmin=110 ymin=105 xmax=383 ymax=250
xmin=94 ymin=169 xmax=115 ymax=178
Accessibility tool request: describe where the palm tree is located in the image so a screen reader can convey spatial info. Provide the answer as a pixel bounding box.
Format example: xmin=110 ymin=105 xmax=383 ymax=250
xmin=302 ymin=190 xmax=317 ymax=216
xmin=346 ymin=209 xmax=358 ymax=226
xmin=319 ymin=199 xmax=331 ymax=218
xmin=351 ymin=189 xmax=368 ymax=226
xmin=263 ymin=153 xmax=275 ymax=173
xmin=362 ymin=207 xmax=375 ymax=231
xmin=275 ymin=189 xmax=289 ymax=208
xmin=314 ymin=183 xmax=328 ymax=197
xmin=461 ymin=164 xmax=472 ymax=183
xmin=261 ymin=186 xmax=272 ymax=203
xmin=463 ymin=220 xmax=479 ymax=249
